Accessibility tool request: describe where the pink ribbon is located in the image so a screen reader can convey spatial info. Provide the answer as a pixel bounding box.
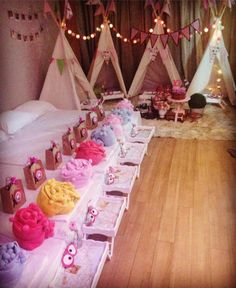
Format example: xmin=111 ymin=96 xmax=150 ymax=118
xmin=6 ymin=176 xmax=17 ymax=187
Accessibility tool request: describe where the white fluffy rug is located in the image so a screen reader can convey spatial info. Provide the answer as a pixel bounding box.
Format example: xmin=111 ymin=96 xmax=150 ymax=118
xmin=103 ymin=100 xmax=236 ymax=140
xmin=141 ymin=105 xmax=236 ymax=140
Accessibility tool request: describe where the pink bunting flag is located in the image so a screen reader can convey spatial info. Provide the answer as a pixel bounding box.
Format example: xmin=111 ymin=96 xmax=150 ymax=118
xmin=161 ymin=2 xmax=171 ymax=16
xmin=191 ymin=19 xmax=200 ymax=33
xmin=145 ymin=0 xmax=154 ymax=8
xmin=44 ymin=1 xmax=51 ymax=13
xmin=86 ymin=0 xmax=101 ymax=4
xmin=160 ymin=34 xmax=169 ymax=48
xmin=170 ymin=31 xmax=179 ymax=46
xmin=154 ymin=2 xmax=161 ymax=13
xmin=131 ymin=28 xmax=139 ymax=40
xmin=107 ymin=0 xmax=116 ymax=14
xmin=150 ymin=34 xmax=158 ymax=47
xmin=181 ymin=26 xmax=190 ymax=40
xmin=203 ymin=0 xmax=216 ymax=10
xmin=140 ymin=31 xmax=148 ymax=44
xmin=65 ymin=0 xmax=73 ymax=20
xmin=94 ymin=3 xmax=105 ymax=16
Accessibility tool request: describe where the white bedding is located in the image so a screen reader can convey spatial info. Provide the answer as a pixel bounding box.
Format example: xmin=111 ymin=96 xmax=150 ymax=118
xmin=0 ymin=110 xmax=141 ymax=166
xmin=0 ymin=110 xmax=81 ymax=165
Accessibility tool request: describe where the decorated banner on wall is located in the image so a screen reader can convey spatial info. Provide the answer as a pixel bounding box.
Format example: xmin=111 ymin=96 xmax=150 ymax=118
xmin=7 ymin=9 xmax=43 ymax=42
xmin=130 ymin=18 xmax=200 ymax=49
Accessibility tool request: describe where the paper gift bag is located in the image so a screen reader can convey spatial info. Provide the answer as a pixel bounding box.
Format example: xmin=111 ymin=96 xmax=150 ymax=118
xmin=23 ymin=158 xmax=47 ymax=190
xmin=0 ymin=177 xmax=26 ymax=213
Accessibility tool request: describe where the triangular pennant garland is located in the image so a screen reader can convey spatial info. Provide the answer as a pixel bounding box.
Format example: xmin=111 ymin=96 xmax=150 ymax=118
xmin=56 ymin=59 xmax=65 ymax=75
xmin=160 ymin=34 xmax=169 ymax=48
xmin=154 ymin=2 xmax=161 ymax=13
xmin=170 ymin=31 xmax=179 ymax=46
xmin=145 ymin=0 xmax=154 ymax=8
xmin=161 ymin=2 xmax=171 ymax=16
xmin=65 ymin=0 xmax=73 ymax=20
xmin=131 ymin=28 xmax=139 ymax=40
xmin=44 ymin=1 xmax=52 ymax=13
xmin=94 ymin=3 xmax=105 ymax=16
xmin=191 ymin=19 xmax=200 ymax=33
xmin=107 ymin=0 xmax=116 ymax=14
xmin=140 ymin=31 xmax=148 ymax=44
xmin=150 ymin=34 xmax=158 ymax=47
xmin=86 ymin=0 xmax=101 ymax=4
xmin=181 ymin=26 xmax=190 ymax=41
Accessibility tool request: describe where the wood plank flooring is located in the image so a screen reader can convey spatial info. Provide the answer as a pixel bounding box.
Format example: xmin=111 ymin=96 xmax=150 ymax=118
xmin=97 ymin=138 xmax=236 ymax=288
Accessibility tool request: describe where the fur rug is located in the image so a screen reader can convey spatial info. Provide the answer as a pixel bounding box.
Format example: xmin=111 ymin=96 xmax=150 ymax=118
xmin=103 ymin=100 xmax=236 ymax=140
xmin=142 ymin=105 xmax=236 ymax=140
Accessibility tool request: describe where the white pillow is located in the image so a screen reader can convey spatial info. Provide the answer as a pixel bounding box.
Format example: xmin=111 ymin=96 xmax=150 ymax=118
xmin=0 ymin=110 xmax=39 ymax=134
xmin=0 ymin=129 xmax=9 ymax=143
xmin=15 ymin=100 xmax=57 ymax=116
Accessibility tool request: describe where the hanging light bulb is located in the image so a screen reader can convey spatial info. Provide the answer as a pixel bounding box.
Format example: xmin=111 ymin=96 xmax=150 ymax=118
xmin=217 ymin=78 xmax=222 ymax=83
xmin=109 ymin=23 xmax=113 ymax=28
xmin=67 ymin=30 xmax=72 ymax=35
xmin=212 ymin=24 xmax=216 ymax=29
xmin=90 ymin=33 xmax=95 ymax=38
xmin=133 ymin=39 xmax=137 ymax=44
xmin=87 ymin=36 xmax=90 ymax=40
xmin=167 ymin=28 xmax=171 ymax=33
xmin=161 ymin=20 xmax=164 ymax=25
xmin=204 ymin=27 xmax=209 ymax=33
xmin=116 ymin=33 xmax=121 ymax=38
xmin=123 ymin=38 xmax=128 ymax=42
xmin=149 ymin=28 xmax=153 ymax=33
xmin=83 ymin=36 xmax=86 ymax=40
xmin=76 ymin=34 xmax=80 ymax=39
xmin=96 ymin=27 xmax=101 ymax=31
xmin=100 ymin=24 xmax=104 ymax=29
xmin=72 ymin=32 xmax=75 ymax=37
xmin=217 ymin=69 xmax=222 ymax=74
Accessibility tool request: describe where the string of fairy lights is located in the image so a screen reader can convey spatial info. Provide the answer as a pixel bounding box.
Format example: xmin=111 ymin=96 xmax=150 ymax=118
xmin=63 ymin=18 xmax=224 ymax=45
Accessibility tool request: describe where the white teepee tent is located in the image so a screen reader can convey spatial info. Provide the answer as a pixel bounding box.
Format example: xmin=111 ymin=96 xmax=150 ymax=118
xmin=40 ymin=29 xmax=96 ymax=110
xmin=88 ymin=18 xmax=127 ymax=97
xmin=186 ymin=18 xmax=236 ymax=106
xmin=128 ymin=18 xmax=181 ymax=98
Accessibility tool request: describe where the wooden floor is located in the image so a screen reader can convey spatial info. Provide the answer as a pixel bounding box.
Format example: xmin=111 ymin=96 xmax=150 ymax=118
xmin=97 ymin=138 xmax=236 ymax=288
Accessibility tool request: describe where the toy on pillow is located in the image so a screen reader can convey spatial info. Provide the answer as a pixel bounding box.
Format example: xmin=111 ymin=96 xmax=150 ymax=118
xmin=116 ymin=99 xmax=134 ymax=112
xmin=0 ymin=241 xmax=26 ymax=288
xmin=9 ymin=203 xmax=55 ymax=250
xmin=75 ymin=140 xmax=105 ymax=165
xmin=37 ymin=179 xmax=80 ymax=217
xmin=111 ymin=108 xmax=132 ymax=125
xmin=60 ymin=159 xmax=92 ymax=189
xmin=103 ymin=114 xmax=124 ymax=139
xmin=91 ymin=125 xmax=116 ymax=147
xmin=84 ymin=205 xmax=99 ymax=226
